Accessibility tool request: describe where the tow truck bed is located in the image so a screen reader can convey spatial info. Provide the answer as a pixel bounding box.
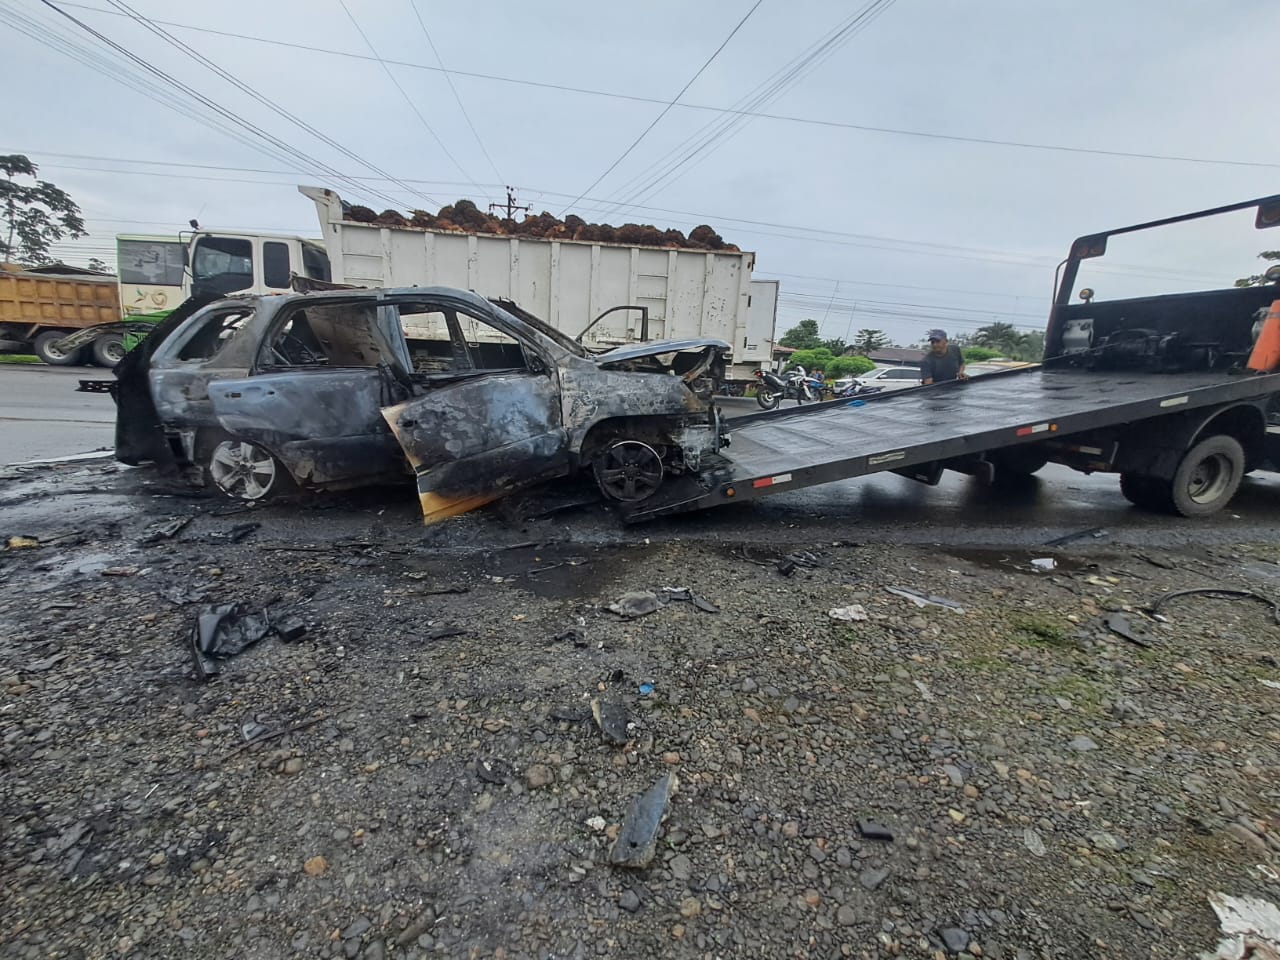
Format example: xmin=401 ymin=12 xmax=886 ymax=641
xmin=622 ymin=366 xmax=1280 ymax=521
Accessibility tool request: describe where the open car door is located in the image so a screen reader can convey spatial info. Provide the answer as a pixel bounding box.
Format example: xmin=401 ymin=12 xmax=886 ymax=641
xmin=381 ymin=295 xmax=570 ymax=523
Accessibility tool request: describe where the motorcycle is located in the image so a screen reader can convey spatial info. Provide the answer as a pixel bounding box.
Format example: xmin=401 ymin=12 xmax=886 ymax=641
xmin=753 ymin=365 xmax=820 ymax=409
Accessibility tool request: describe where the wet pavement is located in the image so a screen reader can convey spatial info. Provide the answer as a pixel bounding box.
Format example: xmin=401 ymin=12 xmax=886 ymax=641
xmin=0 ymin=365 xmax=114 ymax=463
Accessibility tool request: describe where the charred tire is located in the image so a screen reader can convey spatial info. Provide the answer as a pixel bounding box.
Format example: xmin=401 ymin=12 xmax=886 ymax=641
xmin=593 ymin=439 xmax=665 ymax=503
xmin=91 ymin=334 xmax=127 ymax=368
xmin=202 ymin=432 xmax=293 ymax=502
xmin=33 ymin=330 xmax=82 ymax=366
xmin=1169 ymin=435 xmax=1245 ymax=517
xmin=756 ymin=389 xmax=780 ymax=410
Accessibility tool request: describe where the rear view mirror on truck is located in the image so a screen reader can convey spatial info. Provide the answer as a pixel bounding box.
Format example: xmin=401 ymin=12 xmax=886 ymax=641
xmin=1256 ymin=200 xmax=1280 ymax=230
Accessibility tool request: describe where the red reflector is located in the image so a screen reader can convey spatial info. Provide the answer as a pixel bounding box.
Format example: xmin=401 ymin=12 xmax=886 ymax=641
xmin=1015 ymin=427 xmax=1033 ymax=437
xmin=752 ymin=477 xmax=773 ymax=488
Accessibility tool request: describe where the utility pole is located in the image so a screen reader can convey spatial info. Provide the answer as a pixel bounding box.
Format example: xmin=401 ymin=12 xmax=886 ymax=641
xmin=489 ymin=186 xmax=529 ymax=220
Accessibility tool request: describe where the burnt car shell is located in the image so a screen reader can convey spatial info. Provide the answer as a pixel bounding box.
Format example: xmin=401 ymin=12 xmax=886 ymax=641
xmin=126 ymin=286 xmax=729 ymax=519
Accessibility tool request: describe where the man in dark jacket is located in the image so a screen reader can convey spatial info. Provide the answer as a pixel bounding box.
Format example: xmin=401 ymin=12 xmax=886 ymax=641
xmin=920 ymin=328 xmax=967 ymax=385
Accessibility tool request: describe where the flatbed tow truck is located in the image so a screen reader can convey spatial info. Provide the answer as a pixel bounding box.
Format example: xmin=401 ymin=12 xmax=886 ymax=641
xmin=623 ymin=194 xmax=1280 ymax=522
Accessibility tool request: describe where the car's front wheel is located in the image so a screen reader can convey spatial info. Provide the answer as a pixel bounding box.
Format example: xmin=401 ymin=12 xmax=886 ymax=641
xmin=593 ymin=439 xmax=665 ymax=503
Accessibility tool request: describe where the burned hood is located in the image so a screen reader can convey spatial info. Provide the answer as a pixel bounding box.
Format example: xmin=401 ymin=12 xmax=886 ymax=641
xmin=590 ymin=338 xmax=730 ymax=366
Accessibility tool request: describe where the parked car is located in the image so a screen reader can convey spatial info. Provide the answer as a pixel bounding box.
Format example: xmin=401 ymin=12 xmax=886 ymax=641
xmin=851 ymin=365 xmax=923 ymax=391
xmin=107 ymin=287 xmax=730 ymax=522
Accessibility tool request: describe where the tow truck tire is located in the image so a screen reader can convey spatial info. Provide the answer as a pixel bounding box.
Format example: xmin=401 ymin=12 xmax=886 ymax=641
xmin=1169 ymin=435 xmax=1245 ymax=517
xmin=1119 ymin=472 xmax=1169 ymax=511
xmin=991 ymin=447 xmax=1049 ymax=479
xmin=91 ymin=334 xmax=127 ymax=368
xmin=201 ymin=432 xmax=294 ymax=502
xmin=33 ymin=330 xmax=83 ymax=366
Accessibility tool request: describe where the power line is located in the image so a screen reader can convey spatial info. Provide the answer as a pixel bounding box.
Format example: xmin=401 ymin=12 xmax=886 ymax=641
xmin=55 ymin=3 xmax=1280 ymax=172
xmin=336 ymin=0 xmax=477 ymax=189
xmin=30 ymin=0 xmax=412 ymax=210
xmin=408 ymin=0 xmax=503 ymax=185
xmin=560 ymin=0 xmax=764 ymax=214
xmin=593 ymin=0 xmax=898 ymax=219
xmin=92 ymin=0 xmax=440 ymax=208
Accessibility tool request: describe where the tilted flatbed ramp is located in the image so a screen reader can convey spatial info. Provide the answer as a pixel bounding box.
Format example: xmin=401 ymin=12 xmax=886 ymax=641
xmin=622 ymin=366 xmax=1280 ymax=521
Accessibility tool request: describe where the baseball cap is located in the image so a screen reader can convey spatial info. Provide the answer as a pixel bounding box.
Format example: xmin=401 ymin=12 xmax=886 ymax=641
xmin=926 ymin=328 xmax=947 ymax=341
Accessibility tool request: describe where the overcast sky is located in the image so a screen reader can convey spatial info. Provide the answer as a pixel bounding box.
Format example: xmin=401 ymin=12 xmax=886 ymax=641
xmin=5 ymin=0 xmax=1279 ymax=346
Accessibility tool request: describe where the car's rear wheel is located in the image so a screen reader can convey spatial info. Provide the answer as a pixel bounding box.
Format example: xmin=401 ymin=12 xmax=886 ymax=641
xmin=594 ymin=439 xmax=664 ymax=502
xmin=204 ymin=434 xmax=292 ymax=501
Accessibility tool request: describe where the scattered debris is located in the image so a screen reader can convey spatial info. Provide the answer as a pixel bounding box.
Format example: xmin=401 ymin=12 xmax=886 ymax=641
xmin=1043 ymin=527 xmax=1107 ymax=546
xmin=406 ymin=582 xmax=469 ymax=595
xmin=209 ymin=522 xmax=260 ymax=544
xmin=591 ymin=698 xmax=630 ymax=745
xmin=586 ymin=816 xmax=607 ymax=833
xmin=1151 ymin=588 xmax=1280 ymax=625
xmin=100 ymin=565 xmax=140 ymax=577
xmin=476 ymin=758 xmax=515 ymax=785
xmin=885 ymin=586 xmax=964 ymax=614
xmin=609 ymin=773 xmax=678 ymax=869
xmin=828 ymin=603 xmax=869 ymax=622
xmin=553 ymin=628 xmax=587 ymax=647
xmin=1023 ymin=828 xmax=1046 ymax=857
xmin=222 ymin=715 xmax=325 ymax=762
xmin=426 ymin=624 xmax=468 ymax=640
xmin=302 ymin=855 xmax=328 ymax=877
xmin=6 ymin=535 xmax=39 ymax=549
xmin=1030 ymin=557 xmax=1057 ymax=572
xmin=608 ymin=591 xmax=660 ymax=618
xmin=659 ymin=587 xmax=719 ymax=613
xmin=857 ymin=819 xmax=895 ymax=842
xmin=638 ymin=681 xmax=655 ymax=696
xmin=1200 ymin=892 xmax=1280 ymax=960
xmin=776 ymin=557 xmax=797 ymax=577
xmin=1259 ymin=680 xmax=1280 ymax=691
xmin=913 ymin=680 xmax=935 ymax=703
xmin=1136 ymin=553 xmax=1177 ymax=570
xmin=275 ymin=617 xmax=308 ymax=643
xmin=1103 ymin=611 xmax=1152 ymax=648
xmin=160 ymin=585 xmax=210 ymax=605
xmin=188 ymin=603 xmax=274 ymax=681
xmin=139 ymin=516 xmax=191 ymax=544
xmin=240 ymin=720 xmax=269 ymax=741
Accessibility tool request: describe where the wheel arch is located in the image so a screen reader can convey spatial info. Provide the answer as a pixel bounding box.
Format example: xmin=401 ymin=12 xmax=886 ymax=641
xmin=1191 ymin=402 xmax=1266 ymax=470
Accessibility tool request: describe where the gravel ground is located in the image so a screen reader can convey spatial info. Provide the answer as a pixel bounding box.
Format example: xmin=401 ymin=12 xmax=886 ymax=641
xmin=3 ymin=461 xmax=1280 ymax=959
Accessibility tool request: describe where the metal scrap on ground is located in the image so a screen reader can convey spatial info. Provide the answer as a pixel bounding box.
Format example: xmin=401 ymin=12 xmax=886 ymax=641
xmin=885 ymin=586 xmax=965 ymax=614
xmin=1150 ymin=588 xmax=1280 ymax=625
xmin=609 ymin=773 xmax=678 ymax=869
xmin=1200 ymin=892 xmax=1280 ymax=960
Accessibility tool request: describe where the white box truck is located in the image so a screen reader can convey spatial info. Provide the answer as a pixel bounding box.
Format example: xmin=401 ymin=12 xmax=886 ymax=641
xmin=300 ymin=186 xmax=776 ymax=383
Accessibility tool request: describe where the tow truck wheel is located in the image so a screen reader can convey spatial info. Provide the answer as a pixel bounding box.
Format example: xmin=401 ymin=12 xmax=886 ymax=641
xmin=91 ymin=334 xmax=126 ymax=368
xmin=1169 ymin=435 xmax=1244 ymax=517
xmin=594 ymin=439 xmax=665 ymax=503
xmin=32 ymin=330 xmax=82 ymax=366
xmin=1119 ymin=472 xmax=1168 ymax=510
xmin=204 ymin=435 xmax=292 ymax=502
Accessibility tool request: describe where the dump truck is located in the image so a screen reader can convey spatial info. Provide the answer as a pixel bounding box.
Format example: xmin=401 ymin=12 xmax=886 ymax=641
xmin=0 ymin=262 xmax=123 ymax=365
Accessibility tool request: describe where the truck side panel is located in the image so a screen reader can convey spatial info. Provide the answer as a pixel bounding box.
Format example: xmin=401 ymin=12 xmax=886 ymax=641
xmin=0 ymin=269 xmax=121 ymax=339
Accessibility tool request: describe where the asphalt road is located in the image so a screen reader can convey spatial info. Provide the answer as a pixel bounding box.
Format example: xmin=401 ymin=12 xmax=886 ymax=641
xmin=0 ymin=364 xmax=115 ymax=463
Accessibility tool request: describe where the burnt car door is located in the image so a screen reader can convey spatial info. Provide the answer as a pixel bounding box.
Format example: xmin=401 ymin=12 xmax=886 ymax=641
xmin=382 ymin=295 xmax=569 ymax=522
xmin=206 ymin=297 xmax=415 ymax=488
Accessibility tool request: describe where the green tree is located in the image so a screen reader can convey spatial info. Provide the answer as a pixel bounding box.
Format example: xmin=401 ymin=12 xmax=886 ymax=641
xmin=787 ymin=347 xmax=835 ymax=371
xmin=1236 ymin=251 xmax=1280 ymax=287
xmin=827 ymin=355 xmax=875 ymax=377
xmin=0 ymin=155 xmax=86 ymax=265
xmin=850 ymin=328 xmax=889 ymax=354
xmin=971 ymin=322 xmax=1027 ymax=353
xmin=87 ymin=257 xmax=114 ymax=274
xmin=778 ymin=319 xmax=822 ymax=350
xmin=821 ymin=337 xmax=847 ymax=354
xmin=961 ymin=346 xmax=1002 ymax=362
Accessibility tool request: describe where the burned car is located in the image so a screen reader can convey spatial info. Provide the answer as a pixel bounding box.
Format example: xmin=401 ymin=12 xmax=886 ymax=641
xmin=109 ymin=287 xmax=730 ymax=521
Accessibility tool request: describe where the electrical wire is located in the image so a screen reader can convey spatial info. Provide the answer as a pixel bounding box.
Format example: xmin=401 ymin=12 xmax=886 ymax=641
xmin=559 ymin=0 xmax=764 ymax=214
xmin=336 ymin=0 xmax=477 ymax=188
xmin=29 ymin=1 xmax=411 ymax=209
xmin=93 ymin=0 xmax=439 ymax=208
xmin=594 ymin=0 xmax=898 ymax=218
xmin=408 ymin=0 xmax=503 ymax=185
xmin=53 ymin=1 xmax=1280 ymax=172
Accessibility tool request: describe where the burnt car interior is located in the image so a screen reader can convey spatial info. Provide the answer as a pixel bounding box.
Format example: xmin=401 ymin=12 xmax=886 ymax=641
xmin=398 ymin=302 xmax=533 ymax=381
xmin=176 ymin=308 xmax=252 ymax=361
xmin=260 ymin=303 xmax=404 ymax=370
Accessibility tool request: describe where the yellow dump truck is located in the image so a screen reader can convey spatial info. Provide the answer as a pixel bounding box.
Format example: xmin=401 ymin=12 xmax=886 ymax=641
xmin=0 ymin=262 xmax=123 ymax=366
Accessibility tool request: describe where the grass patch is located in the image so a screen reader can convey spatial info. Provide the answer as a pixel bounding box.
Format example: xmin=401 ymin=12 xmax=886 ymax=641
xmin=0 ymin=354 xmax=40 ymax=365
xmin=1044 ymin=673 xmax=1106 ymax=707
xmin=960 ymin=654 xmax=1014 ymax=672
xmin=1011 ymin=613 xmax=1072 ymax=647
